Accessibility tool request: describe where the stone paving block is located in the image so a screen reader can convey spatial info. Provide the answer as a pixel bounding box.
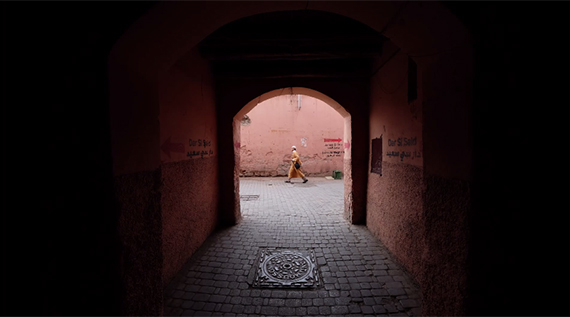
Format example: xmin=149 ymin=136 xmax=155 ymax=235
xmin=388 ymin=288 xmax=407 ymax=296
xmin=191 ymin=301 xmax=206 ymax=310
xmin=272 ymin=290 xmax=287 ymax=298
xmin=371 ymin=288 xmax=389 ymax=296
xmin=335 ymin=297 xmax=351 ymax=305
xmin=229 ymin=297 xmax=242 ymax=305
xmin=307 ymin=306 xmax=320 ymax=315
xmin=243 ymin=305 xmax=256 ymax=314
xmin=231 ymin=304 xmax=245 ymax=314
xmin=364 ymin=297 xmax=377 ymax=306
xmin=328 ymin=290 xmax=340 ymax=297
xmin=209 ymin=295 xmax=226 ymax=303
xmin=213 ymin=281 xmax=229 ymax=288
xmin=229 ymin=289 xmax=241 ymax=296
xmin=202 ymin=302 xmax=216 ymax=311
xmin=386 ymin=281 xmax=404 ymax=288
xmin=348 ymin=303 xmax=362 ymax=313
xmin=287 ymin=290 xmax=302 ymax=298
xmin=278 ymin=306 xmax=295 ymax=316
xmin=213 ymin=274 xmax=229 ymax=281
xmin=260 ymin=306 xmax=278 ymax=315
xmin=331 ymin=305 xmax=349 ymax=314
xmin=373 ymin=304 xmax=387 ymax=314
xmin=199 ymin=279 xmax=215 ymax=286
xmin=384 ymin=303 xmax=399 ymax=313
xmin=302 ymin=290 xmax=318 ymax=299
xmin=319 ymin=306 xmax=332 ymax=315
xmin=285 ymin=298 xmax=302 ymax=307
xmin=218 ymin=288 xmax=230 ymax=296
xmin=360 ymin=305 xmax=374 ymax=314
xmin=296 ymin=306 xmax=307 ymax=316
xmin=260 ymin=289 xmax=271 ymax=298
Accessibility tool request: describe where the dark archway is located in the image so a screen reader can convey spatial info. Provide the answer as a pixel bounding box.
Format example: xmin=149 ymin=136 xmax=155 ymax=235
xmin=4 ymin=1 xmax=560 ymax=316
xmin=198 ymin=10 xmax=385 ymax=227
xmin=108 ymin=2 xmax=472 ymax=315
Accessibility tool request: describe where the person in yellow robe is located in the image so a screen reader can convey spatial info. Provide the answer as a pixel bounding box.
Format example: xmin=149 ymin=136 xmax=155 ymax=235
xmin=286 ymin=146 xmax=308 ymax=183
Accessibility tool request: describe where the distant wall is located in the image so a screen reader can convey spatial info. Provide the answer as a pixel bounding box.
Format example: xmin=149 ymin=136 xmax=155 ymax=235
xmin=239 ymin=95 xmax=344 ymax=176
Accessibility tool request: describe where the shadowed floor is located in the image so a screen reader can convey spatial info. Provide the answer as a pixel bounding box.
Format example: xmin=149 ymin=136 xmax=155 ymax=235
xmin=164 ymin=177 xmax=421 ymax=316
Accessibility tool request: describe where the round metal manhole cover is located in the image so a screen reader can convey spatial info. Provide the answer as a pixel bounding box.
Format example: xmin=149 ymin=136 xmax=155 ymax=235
xmin=252 ymin=248 xmax=320 ymax=289
xmin=264 ymin=253 xmax=310 ymax=281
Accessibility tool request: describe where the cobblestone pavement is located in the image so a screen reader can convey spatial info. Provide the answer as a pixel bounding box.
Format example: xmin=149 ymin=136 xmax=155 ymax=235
xmin=164 ymin=177 xmax=421 ymax=316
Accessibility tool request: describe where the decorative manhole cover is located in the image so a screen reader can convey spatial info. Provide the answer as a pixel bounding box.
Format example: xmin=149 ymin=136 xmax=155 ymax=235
xmin=252 ymin=248 xmax=320 ymax=289
xmin=240 ymin=195 xmax=259 ymax=201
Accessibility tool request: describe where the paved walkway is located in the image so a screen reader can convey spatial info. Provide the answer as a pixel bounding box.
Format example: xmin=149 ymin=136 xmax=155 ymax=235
xmin=164 ymin=177 xmax=421 ymax=316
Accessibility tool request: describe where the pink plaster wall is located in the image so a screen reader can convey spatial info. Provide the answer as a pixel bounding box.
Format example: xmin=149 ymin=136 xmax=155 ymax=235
xmin=239 ymin=95 xmax=344 ymax=176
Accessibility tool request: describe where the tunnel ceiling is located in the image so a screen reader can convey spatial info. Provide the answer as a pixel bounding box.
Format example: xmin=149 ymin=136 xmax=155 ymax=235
xmin=198 ymin=10 xmax=388 ymax=80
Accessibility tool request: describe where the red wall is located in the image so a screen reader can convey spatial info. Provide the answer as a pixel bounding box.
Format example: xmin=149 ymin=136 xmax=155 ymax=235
xmin=240 ymin=95 xmax=344 ymax=176
xmin=366 ymin=8 xmax=472 ymax=313
xmin=159 ymin=48 xmax=219 ymax=287
xmin=367 ymin=49 xmax=426 ymax=307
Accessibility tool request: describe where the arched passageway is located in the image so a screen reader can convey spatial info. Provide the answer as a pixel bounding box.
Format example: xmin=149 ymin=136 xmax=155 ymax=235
xmin=233 ymin=88 xmax=355 ymax=224
xmin=6 ymin=1 xmax=563 ymax=316
xmin=108 ymin=2 xmax=472 ymax=316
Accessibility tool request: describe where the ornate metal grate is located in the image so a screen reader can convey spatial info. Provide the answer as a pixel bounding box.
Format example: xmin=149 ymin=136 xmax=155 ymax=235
xmin=252 ymin=248 xmax=320 ymax=289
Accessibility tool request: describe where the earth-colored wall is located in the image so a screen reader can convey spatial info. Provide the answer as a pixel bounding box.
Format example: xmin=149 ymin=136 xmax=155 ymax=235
xmin=367 ymin=18 xmax=472 ymax=315
xmin=239 ymin=95 xmax=344 ymax=177
xmin=367 ymin=49 xmax=426 ymax=308
xmin=159 ymin=48 xmax=219 ymax=287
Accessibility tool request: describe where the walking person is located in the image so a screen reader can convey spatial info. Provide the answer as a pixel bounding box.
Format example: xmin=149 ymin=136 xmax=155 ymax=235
xmin=285 ymin=146 xmax=308 ymax=183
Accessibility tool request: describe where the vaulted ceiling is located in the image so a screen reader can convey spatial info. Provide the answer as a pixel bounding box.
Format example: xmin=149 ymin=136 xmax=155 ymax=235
xmin=199 ymin=10 xmax=388 ymax=80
